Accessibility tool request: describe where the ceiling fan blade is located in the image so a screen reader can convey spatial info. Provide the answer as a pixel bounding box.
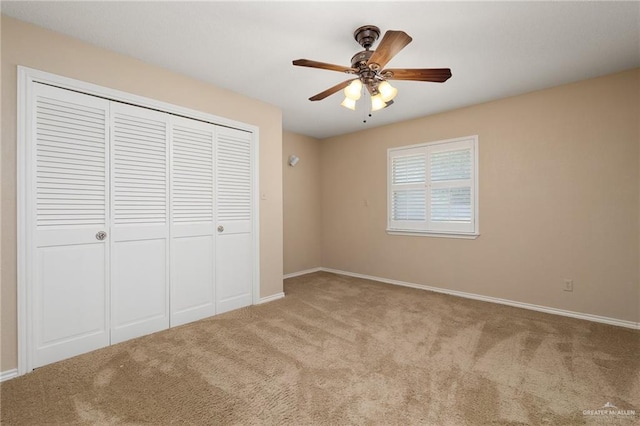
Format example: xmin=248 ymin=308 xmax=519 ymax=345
xmin=293 ymin=59 xmax=357 ymax=74
xmin=383 ymin=68 xmax=452 ymax=82
xmin=366 ymin=30 xmax=412 ymax=70
xmin=309 ymin=79 xmax=356 ymax=101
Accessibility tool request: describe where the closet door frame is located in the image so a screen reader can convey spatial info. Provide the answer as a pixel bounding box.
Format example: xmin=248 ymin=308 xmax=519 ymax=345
xmin=17 ymin=66 xmax=261 ymax=376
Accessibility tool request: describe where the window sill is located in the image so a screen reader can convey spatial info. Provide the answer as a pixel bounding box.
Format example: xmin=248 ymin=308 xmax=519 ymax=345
xmin=386 ymin=229 xmax=480 ymax=240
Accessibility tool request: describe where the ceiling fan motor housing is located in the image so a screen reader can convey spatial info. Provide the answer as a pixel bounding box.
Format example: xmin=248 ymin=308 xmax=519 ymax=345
xmin=354 ymin=25 xmax=380 ymax=49
xmin=350 ymin=50 xmax=373 ymax=68
xmin=350 ymin=50 xmax=378 ymax=90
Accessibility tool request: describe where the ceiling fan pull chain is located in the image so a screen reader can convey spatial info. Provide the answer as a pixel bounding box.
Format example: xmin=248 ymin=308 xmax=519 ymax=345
xmin=363 ymin=98 xmax=373 ymax=124
xmin=362 ymin=85 xmax=367 ymax=123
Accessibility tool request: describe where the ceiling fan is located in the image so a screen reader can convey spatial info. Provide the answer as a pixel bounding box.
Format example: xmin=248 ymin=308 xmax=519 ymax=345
xmin=293 ymin=25 xmax=452 ymax=112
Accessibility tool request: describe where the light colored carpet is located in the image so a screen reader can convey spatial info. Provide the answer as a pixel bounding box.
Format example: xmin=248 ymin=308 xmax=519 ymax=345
xmin=1 ymin=271 xmax=639 ymax=425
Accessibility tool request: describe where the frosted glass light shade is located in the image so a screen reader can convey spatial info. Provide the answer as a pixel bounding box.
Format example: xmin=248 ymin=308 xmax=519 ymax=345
xmin=371 ymin=94 xmax=386 ymax=111
xmin=343 ymin=80 xmax=363 ymax=100
xmin=378 ymin=81 xmax=398 ymax=102
xmin=341 ymin=97 xmax=356 ymax=110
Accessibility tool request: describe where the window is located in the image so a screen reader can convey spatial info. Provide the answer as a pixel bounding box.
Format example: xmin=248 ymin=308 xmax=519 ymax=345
xmin=387 ymin=135 xmax=478 ymax=238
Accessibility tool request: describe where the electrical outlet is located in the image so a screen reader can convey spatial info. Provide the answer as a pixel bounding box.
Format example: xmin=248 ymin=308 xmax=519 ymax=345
xmin=563 ymin=279 xmax=573 ymax=292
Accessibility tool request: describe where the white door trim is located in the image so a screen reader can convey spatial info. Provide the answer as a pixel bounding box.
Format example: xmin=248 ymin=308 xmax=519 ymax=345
xmin=17 ymin=66 xmax=261 ymax=376
xmin=251 ymin=128 xmax=261 ymax=307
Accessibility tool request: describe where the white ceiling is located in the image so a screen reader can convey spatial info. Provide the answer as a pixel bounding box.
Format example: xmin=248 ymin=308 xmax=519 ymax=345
xmin=2 ymin=1 xmax=639 ymax=139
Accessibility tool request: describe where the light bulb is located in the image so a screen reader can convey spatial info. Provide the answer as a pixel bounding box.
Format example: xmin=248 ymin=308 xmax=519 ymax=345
xmin=341 ymin=97 xmax=356 ymax=110
xmin=371 ymin=94 xmax=386 ymax=112
xmin=343 ymin=79 xmax=362 ymax=100
xmin=378 ymin=81 xmax=398 ymax=102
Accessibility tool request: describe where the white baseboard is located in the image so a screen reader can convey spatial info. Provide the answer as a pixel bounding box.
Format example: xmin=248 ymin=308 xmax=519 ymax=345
xmin=319 ymin=268 xmax=640 ymax=330
xmin=258 ymin=292 xmax=285 ymax=305
xmin=1 ymin=368 xmax=18 ymax=382
xmin=283 ymin=267 xmax=322 ymax=280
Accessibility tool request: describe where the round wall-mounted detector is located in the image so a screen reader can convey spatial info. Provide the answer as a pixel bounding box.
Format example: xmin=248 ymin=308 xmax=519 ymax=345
xmin=288 ymin=155 xmax=300 ymax=167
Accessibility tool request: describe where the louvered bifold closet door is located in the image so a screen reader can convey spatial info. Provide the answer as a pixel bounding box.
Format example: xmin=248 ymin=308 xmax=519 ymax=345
xmin=31 ymin=83 xmax=110 ymax=368
xmin=170 ymin=117 xmax=216 ymax=326
xmin=110 ymin=102 xmax=170 ymax=344
xmin=215 ymin=126 xmax=254 ymax=314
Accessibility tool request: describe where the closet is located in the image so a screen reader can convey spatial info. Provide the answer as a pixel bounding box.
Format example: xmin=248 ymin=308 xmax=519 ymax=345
xmin=29 ymin=82 xmax=255 ymax=369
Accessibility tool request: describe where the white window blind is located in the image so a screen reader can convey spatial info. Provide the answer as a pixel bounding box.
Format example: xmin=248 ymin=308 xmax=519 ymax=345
xmin=388 ymin=136 xmax=478 ymax=237
xmin=389 ymin=148 xmax=427 ymax=230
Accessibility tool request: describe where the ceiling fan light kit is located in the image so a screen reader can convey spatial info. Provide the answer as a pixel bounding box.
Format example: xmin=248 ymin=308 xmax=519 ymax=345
xmin=377 ymin=81 xmax=398 ymax=103
xmin=343 ymin=79 xmax=362 ymax=101
xmin=293 ymin=25 xmax=452 ymax=117
xmin=370 ymin=94 xmax=386 ymax=112
xmin=340 ymin=97 xmax=357 ymax=111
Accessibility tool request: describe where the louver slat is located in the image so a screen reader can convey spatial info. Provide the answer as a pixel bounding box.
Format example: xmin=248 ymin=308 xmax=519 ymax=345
xmin=35 ymin=92 xmax=107 ymax=227
xmin=216 ymin=132 xmax=252 ymax=222
xmin=430 ymin=148 xmax=472 ymax=223
xmin=431 ymin=187 xmax=471 ymax=222
xmin=392 ymin=155 xmax=426 ymax=185
xmin=172 ymin=125 xmax=214 ymax=223
xmin=389 ymin=151 xmax=427 ymax=227
xmin=112 ymin=112 xmax=167 ymax=225
xmin=430 ymin=149 xmax=471 ymax=182
xmin=392 ymin=189 xmax=426 ymax=221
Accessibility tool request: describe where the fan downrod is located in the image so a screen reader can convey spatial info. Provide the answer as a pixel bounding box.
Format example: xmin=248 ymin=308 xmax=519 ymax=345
xmin=352 ymin=26 xmax=382 ymax=90
xmin=353 ymin=25 xmax=380 ymax=50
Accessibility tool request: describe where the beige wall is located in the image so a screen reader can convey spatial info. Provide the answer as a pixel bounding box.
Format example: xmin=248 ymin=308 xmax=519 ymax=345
xmin=321 ymin=69 xmax=640 ymax=324
xmin=0 ymin=16 xmax=283 ymax=371
xmin=283 ymin=131 xmax=322 ymax=275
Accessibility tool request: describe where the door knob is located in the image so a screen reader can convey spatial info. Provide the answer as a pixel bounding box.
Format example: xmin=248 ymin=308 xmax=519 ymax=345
xmin=217 ymin=225 xmax=224 ymax=233
xmin=96 ymin=231 xmax=107 ymax=240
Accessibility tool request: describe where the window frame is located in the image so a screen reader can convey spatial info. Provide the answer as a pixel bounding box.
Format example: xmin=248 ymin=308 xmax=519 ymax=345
xmin=387 ymin=135 xmax=479 ymax=239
